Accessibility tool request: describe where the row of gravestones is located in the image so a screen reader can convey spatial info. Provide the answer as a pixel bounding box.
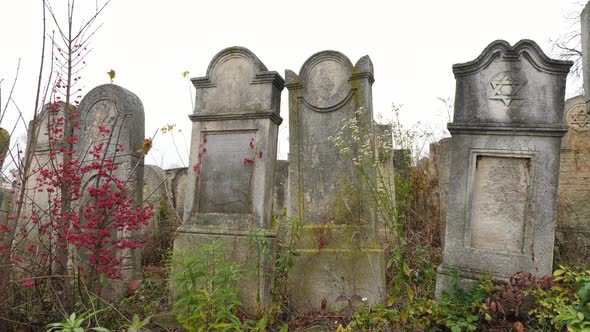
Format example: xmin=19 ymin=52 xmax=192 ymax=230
xmin=9 ymin=38 xmax=574 ymax=313
xmin=171 ymin=39 xmax=573 ymax=313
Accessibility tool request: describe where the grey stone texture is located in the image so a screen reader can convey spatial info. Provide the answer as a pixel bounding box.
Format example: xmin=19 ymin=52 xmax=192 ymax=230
xmin=165 ymin=167 xmax=188 ymax=220
xmin=556 ymin=95 xmax=590 ymax=264
xmin=21 ymin=103 xmax=69 ymax=239
xmin=273 ymin=160 xmax=289 ymax=216
xmin=75 ymin=84 xmax=146 ymax=297
xmin=143 ymin=165 xmax=167 ymax=235
xmin=173 ymin=46 xmax=284 ymax=314
xmin=436 ymin=40 xmax=572 ymax=297
xmin=431 ymin=138 xmax=451 ymax=248
xmin=285 ymin=50 xmax=385 ymax=313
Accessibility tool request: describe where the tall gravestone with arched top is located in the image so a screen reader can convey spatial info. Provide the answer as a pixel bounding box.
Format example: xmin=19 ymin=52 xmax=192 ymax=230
xmin=173 ymin=47 xmax=284 ymax=313
xmin=285 ymin=50 xmax=385 ymax=313
xmin=75 ymin=84 xmax=145 ymax=298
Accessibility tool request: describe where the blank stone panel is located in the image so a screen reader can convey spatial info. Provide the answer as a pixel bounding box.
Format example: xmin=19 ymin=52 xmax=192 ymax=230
xmin=470 ymin=156 xmax=530 ymax=254
xmin=198 ymin=131 xmax=255 ymax=214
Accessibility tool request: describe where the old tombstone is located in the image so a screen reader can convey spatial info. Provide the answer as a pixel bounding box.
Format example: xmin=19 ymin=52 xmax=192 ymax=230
xmin=556 ymin=95 xmax=590 ymax=264
xmin=143 ymin=165 xmax=167 ymax=235
xmin=431 ymin=137 xmax=451 ymax=247
xmin=75 ymin=84 xmax=146 ymax=296
xmin=173 ymin=46 xmax=284 ymax=313
xmin=165 ymin=167 xmax=188 ymax=220
xmin=20 ymin=103 xmax=69 ymax=240
xmin=142 ymin=165 xmax=171 ymax=264
xmin=436 ymin=40 xmax=572 ymax=296
xmin=285 ymin=50 xmax=385 ymax=313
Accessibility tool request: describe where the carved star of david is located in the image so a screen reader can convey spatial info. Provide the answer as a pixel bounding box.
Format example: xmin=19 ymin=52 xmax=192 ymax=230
xmin=566 ymin=103 xmax=590 ymax=132
xmin=489 ymin=72 xmax=525 ymax=106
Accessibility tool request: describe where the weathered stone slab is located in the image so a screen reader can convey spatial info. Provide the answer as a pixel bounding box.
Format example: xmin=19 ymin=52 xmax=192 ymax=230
xmin=75 ymin=84 xmax=145 ymax=297
xmin=431 ymin=138 xmax=451 ymax=248
xmin=556 ymin=95 xmax=590 ymax=264
xmin=20 ymin=103 xmax=69 ymax=240
xmin=174 ymin=47 xmax=284 ymax=314
xmin=286 ymin=50 xmax=385 ymax=313
xmin=165 ymin=167 xmax=188 ymax=220
xmin=436 ymin=40 xmax=572 ymax=297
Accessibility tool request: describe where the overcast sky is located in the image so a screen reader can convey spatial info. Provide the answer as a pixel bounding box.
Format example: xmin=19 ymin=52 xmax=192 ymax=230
xmin=0 ymin=0 xmax=585 ymax=170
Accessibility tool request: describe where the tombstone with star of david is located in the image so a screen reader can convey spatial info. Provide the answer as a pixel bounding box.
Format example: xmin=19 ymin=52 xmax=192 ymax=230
xmin=436 ymin=40 xmax=573 ymax=297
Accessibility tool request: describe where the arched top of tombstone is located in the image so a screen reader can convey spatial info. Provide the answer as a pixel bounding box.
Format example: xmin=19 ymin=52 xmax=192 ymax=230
xmin=285 ymin=50 xmax=373 ymax=110
xmin=453 ymin=39 xmax=572 ymax=77
xmin=77 ymin=84 xmax=145 ymax=153
xmin=192 ymin=46 xmax=283 ymax=89
xmin=189 ymin=46 xmax=284 ymax=121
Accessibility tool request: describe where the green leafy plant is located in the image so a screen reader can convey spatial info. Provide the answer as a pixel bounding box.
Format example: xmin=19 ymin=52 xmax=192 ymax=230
xmin=121 ymin=314 xmax=151 ymax=332
xmin=170 ymin=240 xmax=243 ymax=331
xmin=46 ymin=311 xmax=109 ymax=332
xmin=529 ymin=265 xmax=590 ymax=330
xmin=552 ymin=271 xmax=590 ymax=331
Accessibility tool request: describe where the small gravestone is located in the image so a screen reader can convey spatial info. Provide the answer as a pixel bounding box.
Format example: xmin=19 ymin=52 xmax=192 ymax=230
xmin=143 ymin=165 xmax=167 ymax=236
xmin=431 ymin=137 xmax=451 ymax=247
xmin=75 ymin=84 xmax=146 ymax=297
xmin=285 ymin=50 xmax=385 ymax=313
xmin=173 ymin=47 xmax=284 ymax=313
xmin=20 ymin=103 xmax=69 ymax=240
xmin=556 ymin=95 xmax=590 ymax=264
xmin=165 ymin=167 xmax=187 ymax=220
xmin=436 ymin=40 xmax=572 ymax=296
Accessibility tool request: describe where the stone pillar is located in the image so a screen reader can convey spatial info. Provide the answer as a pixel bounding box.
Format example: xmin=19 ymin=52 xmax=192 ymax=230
xmin=173 ymin=47 xmax=284 ymax=314
xmin=436 ymin=40 xmax=572 ymax=297
xmin=556 ymin=95 xmax=590 ymax=264
xmin=285 ymin=51 xmax=385 ymax=313
xmin=76 ymin=84 xmax=145 ymax=297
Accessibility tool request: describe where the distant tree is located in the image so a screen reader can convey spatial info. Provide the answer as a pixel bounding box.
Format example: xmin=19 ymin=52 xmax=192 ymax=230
xmin=550 ymin=1 xmax=586 ymax=94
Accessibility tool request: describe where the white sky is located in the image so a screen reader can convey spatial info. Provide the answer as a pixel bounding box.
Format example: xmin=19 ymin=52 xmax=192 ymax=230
xmin=0 ymin=0 xmax=585 ymax=170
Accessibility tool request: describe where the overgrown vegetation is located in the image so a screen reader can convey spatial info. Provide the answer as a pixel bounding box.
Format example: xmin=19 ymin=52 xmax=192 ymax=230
xmin=1 ymin=1 xmax=588 ymax=330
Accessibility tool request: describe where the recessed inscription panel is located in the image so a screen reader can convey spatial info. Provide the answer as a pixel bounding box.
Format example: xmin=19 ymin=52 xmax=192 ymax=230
xmin=198 ymin=132 xmax=255 ymax=214
xmin=470 ymin=156 xmax=530 ymax=254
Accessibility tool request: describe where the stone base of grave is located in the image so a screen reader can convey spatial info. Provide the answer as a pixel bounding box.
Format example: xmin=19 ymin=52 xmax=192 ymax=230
xmin=173 ymin=228 xmax=277 ymax=315
xmin=435 ymin=265 xmax=492 ymax=299
xmin=287 ymin=225 xmax=385 ymax=315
